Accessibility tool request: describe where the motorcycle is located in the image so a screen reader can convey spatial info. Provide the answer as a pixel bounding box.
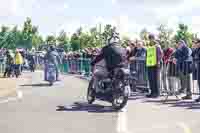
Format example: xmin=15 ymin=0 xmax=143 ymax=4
xmin=87 ymin=65 xmax=131 ymax=110
xmin=45 ymin=63 xmax=56 ymax=86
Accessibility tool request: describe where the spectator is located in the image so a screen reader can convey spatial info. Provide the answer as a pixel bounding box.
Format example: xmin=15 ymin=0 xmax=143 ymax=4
xmin=3 ymin=50 xmax=14 ymax=77
xmin=27 ymin=53 xmax=36 ymax=72
xmin=146 ymin=34 xmax=163 ymax=98
xmin=162 ymin=47 xmax=175 ymax=94
xmin=191 ymin=39 xmax=200 ymax=102
xmin=173 ymin=40 xmax=193 ymax=99
xmin=127 ymin=42 xmax=137 ymax=72
xmin=135 ymin=41 xmax=146 ymax=58
xmin=127 ymin=42 xmax=137 ymax=61
xmin=14 ymin=50 xmax=24 ymax=75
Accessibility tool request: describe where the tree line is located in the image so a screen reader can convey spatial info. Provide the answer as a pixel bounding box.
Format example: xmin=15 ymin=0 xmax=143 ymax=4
xmin=0 ymin=17 xmax=198 ymax=52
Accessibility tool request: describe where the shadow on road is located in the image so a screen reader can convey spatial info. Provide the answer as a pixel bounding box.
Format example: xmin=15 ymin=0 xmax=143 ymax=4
xmin=20 ymin=83 xmax=50 ymax=87
xmin=56 ymin=102 xmax=119 ymax=113
xmin=143 ymin=99 xmax=200 ymax=109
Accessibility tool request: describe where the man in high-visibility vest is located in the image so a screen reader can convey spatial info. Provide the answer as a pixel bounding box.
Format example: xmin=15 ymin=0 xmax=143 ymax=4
xmin=15 ymin=50 xmax=24 ymax=75
xmin=146 ymin=34 xmax=163 ymax=98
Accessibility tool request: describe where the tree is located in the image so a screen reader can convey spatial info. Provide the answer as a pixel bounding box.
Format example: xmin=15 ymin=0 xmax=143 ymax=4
xmin=121 ymin=36 xmax=130 ymax=47
xmin=1 ymin=26 xmax=9 ymax=34
xmin=140 ymin=28 xmax=149 ymax=41
xmin=102 ymin=24 xmax=114 ymax=44
xmin=32 ymin=35 xmax=43 ymax=49
xmin=157 ymin=24 xmax=173 ymax=48
xmin=70 ymin=33 xmax=80 ymax=51
xmin=0 ymin=26 xmax=20 ymax=49
xmin=57 ymin=30 xmax=69 ymax=45
xmin=140 ymin=28 xmax=150 ymax=46
xmin=76 ymin=27 xmax=83 ymax=36
xmin=20 ymin=17 xmax=36 ymax=49
xmin=46 ymin=35 xmax=56 ymax=45
xmin=89 ymin=27 xmax=101 ymax=48
xmin=174 ymin=24 xmax=193 ymax=47
xmin=0 ymin=26 xmax=10 ymax=48
xmin=79 ymin=32 xmax=91 ymax=48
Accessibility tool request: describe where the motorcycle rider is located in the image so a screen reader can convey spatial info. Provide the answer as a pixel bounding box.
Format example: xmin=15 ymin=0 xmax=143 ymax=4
xmin=90 ymin=29 xmax=126 ymax=93
xmin=44 ymin=45 xmax=61 ymax=81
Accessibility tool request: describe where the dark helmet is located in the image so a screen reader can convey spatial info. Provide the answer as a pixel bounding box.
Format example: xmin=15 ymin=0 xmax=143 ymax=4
xmin=49 ymin=45 xmax=55 ymax=51
xmin=148 ymin=33 xmax=155 ymax=40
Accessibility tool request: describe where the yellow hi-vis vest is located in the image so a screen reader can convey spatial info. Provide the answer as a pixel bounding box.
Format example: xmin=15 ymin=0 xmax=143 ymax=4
xmin=146 ymin=46 xmax=157 ymax=67
xmin=15 ymin=53 xmax=23 ymax=65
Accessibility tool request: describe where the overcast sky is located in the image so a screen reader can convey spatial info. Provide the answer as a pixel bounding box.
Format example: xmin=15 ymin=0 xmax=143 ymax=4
xmin=1 ymin=0 xmax=200 ymax=38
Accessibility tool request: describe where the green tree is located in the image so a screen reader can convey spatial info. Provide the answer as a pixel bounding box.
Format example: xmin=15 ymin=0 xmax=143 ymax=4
xmin=0 ymin=26 xmax=10 ymax=48
xmin=121 ymin=36 xmax=130 ymax=47
xmin=32 ymin=35 xmax=43 ymax=49
xmin=140 ymin=28 xmax=149 ymax=43
xmin=46 ymin=35 xmax=56 ymax=45
xmin=70 ymin=33 xmax=80 ymax=51
xmin=174 ymin=24 xmax=194 ymax=47
xmin=57 ymin=30 xmax=69 ymax=45
xmin=89 ymin=27 xmax=101 ymax=48
xmin=157 ymin=24 xmax=173 ymax=48
xmin=102 ymin=24 xmax=114 ymax=44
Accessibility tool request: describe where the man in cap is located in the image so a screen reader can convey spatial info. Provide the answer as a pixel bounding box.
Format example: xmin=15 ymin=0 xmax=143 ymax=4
xmin=173 ymin=40 xmax=193 ymax=99
xmin=192 ymin=39 xmax=200 ymax=102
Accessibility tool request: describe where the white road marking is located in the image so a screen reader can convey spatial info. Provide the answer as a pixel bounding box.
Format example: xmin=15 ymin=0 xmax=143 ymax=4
xmin=176 ymin=122 xmax=192 ymax=133
xmin=117 ymin=108 xmax=131 ymax=133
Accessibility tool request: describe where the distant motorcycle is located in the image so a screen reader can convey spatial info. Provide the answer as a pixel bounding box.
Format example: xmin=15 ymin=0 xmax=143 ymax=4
xmin=45 ymin=63 xmax=56 ymax=86
xmin=87 ymin=65 xmax=130 ymax=110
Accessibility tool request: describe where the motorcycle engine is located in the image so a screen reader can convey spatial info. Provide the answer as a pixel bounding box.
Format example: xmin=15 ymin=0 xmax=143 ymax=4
xmin=100 ymin=78 xmax=112 ymax=92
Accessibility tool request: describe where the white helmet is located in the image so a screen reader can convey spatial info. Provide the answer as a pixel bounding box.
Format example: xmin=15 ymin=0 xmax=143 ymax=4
xmin=108 ymin=28 xmax=120 ymax=45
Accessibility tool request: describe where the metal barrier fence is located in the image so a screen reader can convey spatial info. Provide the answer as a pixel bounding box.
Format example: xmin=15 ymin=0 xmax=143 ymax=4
xmin=0 ymin=57 xmax=5 ymax=74
xmin=0 ymin=62 xmax=5 ymax=74
xmin=60 ymin=58 xmax=92 ymax=76
xmin=59 ymin=58 xmax=200 ymax=95
xmin=1 ymin=55 xmax=198 ymax=95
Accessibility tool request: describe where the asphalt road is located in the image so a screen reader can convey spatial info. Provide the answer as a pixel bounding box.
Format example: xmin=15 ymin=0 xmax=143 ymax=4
xmin=0 ymin=71 xmax=200 ymax=133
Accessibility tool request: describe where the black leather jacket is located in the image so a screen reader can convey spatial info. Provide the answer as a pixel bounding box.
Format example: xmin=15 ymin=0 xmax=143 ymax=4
xmin=91 ymin=43 xmax=126 ymax=72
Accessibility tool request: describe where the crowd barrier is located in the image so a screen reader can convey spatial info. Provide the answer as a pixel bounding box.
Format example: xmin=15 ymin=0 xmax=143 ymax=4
xmin=1 ymin=55 xmax=199 ymax=95
xmin=0 ymin=57 xmax=5 ymax=74
xmin=0 ymin=62 xmax=5 ymax=74
xmin=60 ymin=58 xmax=92 ymax=77
xmin=59 ymin=58 xmax=200 ymax=95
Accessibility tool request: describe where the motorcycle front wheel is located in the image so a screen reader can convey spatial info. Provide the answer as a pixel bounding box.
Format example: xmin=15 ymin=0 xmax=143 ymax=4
xmin=112 ymin=81 xmax=129 ymax=110
xmin=112 ymin=94 xmax=128 ymax=110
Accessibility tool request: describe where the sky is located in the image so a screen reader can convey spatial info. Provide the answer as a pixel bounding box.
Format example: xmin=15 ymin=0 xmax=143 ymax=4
xmin=1 ymin=0 xmax=200 ymax=38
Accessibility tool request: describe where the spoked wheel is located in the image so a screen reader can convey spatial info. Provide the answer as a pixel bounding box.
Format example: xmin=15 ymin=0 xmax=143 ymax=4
xmin=112 ymin=81 xmax=129 ymax=110
xmin=87 ymin=81 xmax=95 ymax=104
xmin=112 ymin=94 xmax=128 ymax=111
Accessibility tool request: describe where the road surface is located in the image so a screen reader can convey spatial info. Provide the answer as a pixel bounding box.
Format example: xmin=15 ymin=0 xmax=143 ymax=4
xmin=0 ymin=71 xmax=200 ymax=133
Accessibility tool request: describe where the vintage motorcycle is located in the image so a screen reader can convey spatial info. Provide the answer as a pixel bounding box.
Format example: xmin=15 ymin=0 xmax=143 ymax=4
xmin=87 ymin=64 xmax=131 ymax=110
